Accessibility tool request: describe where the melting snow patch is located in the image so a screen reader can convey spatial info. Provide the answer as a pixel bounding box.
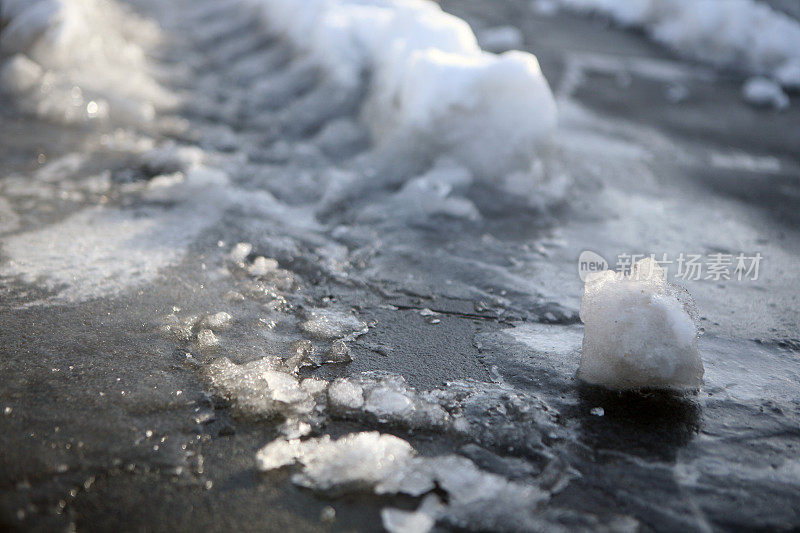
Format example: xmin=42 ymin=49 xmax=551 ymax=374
xmin=579 ymin=258 xmax=704 ymax=390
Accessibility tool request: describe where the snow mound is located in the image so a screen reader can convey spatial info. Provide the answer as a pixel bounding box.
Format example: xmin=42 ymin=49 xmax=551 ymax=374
xmin=258 ymin=0 xmax=557 ymax=178
xmin=0 ymin=0 xmax=174 ymax=124
xmin=552 ymin=0 xmax=800 ymax=92
xmin=578 ymin=258 xmax=704 ymax=390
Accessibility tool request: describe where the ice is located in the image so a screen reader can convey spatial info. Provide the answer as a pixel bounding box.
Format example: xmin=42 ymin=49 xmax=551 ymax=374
xmin=326 ymin=378 xmax=365 ymax=412
xmin=381 ymin=494 xmax=443 ymax=533
xmin=257 ymin=431 xmax=550 ymax=530
xmin=324 ymin=340 xmax=352 ymax=364
xmin=552 ymin=0 xmax=800 ymax=93
xmin=196 ymin=329 xmax=219 ymax=348
xmin=476 ymin=26 xmax=524 ymax=53
xmin=0 ymin=161 xmax=230 ymax=305
xmin=201 ymin=312 xmax=233 ymax=330
xmin=205 ymin=357 xmax=317 ymax=419
xmin=357 ymin=159 xmax=479 ymax=222
xmin=578 ymin=258 xmax=704 ymax=390
xmin=335 ymin=373 xmax=451 ymax=430
xmin=229 ymin=242 xmax=253 ymax=263
xmin=300 ymin=309 xmax=367 ymax=340
xmin=259 ymin=0 xmax=557 ymax=177
xmin=742 ymin=77 xmax=790 ymax=110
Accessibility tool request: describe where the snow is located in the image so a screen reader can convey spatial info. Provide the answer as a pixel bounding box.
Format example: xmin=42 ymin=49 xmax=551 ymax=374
xmin=742 ymin=76 xmax=790 ymax=110
xmin=550 ymin=0 xmax=800 ymax=94
xmin=256 ymin=432 xmax=416 ymax=492
xmin=205 ymin=357 xmax=318 ymax=419
xmin=579 ymin=258 xmax=704 ymax=390
xmin=201 ymin=312 xmax=233 ymax=330
xmin=256 ymin=431 xmax=549 ymax=529
xmin=0 ymin=0 xmax=174 ymax=124
xmin=257 ymin=0 xmax=557 ymax=177
xmin=299 ymin=309 xmax=367 ymax=340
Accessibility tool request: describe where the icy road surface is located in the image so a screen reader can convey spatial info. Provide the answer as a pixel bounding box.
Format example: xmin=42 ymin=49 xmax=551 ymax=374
xmin=1 ymin=0 xmax=799 ymax=530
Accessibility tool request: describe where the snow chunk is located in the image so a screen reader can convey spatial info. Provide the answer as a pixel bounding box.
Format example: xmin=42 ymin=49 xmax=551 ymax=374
xmin=201 ymin=312 xmax=232 ymax=330
xmin=256 ymin=432 xmax=416 ymax=493
xmin=257 ymin=431 xmax=549 ymax=530
xmin=196 ymin=329 xmax=219 ymax=348
xmin=205 ymin=357 xmax=316 ymax=419
xmin=381 ymin=494 xmax=443 ymax=533
xmin=579 ymin=258 xmax=704 ymax=390
xmin=300 ymin=309 xmax=367 ymax=340
xmin=229 ymin=242 xmax=253 ymax=263
xmin=742 ymin=76 xmax=789 ymax=110
xmin=327 ymin=378 xmax=364 ymax=412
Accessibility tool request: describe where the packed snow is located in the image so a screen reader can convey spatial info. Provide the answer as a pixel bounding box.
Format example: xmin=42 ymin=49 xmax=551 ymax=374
xmin=579 ymin=258 xmax=704 ymax=390
xmin=256 ymin=431 xmax=550 ymax=531
xmin=550 ymin=0 xmax=800 ymax=97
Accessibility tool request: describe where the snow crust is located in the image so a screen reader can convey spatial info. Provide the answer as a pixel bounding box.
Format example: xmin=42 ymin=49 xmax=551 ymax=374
xmin=256 ymin=0 xmax=557 ymax=177
xmin=553 ymin=0 xmax=800 ymax=93
xmin=579 ymin=258 xmax=704 ymax=390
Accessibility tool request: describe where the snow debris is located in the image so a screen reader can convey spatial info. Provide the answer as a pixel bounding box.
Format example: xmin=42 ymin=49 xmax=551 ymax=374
xmin=381 ymin=494 xmax=443 ymax=533
xmin=257 ymin=431 xmax=550 ymax=530
xmin=579 ymin=257 xmax=704 ymax=390
xmin=205 ymin=357 xmax=317 ymax=419
xmin=201 ymin=311 xmax=233 ymax=330
xmin=300 ymin=309 xmax=367 ymax=340
xmin=324 ymin=340 xmax=352 ymax=364
xmin=229 ymin=242 xmax=253 ymax=263
xmin=196 ymin=329 xmax=219 ymax=348
xmin=742 ymin=76 xmax=790 ymax=110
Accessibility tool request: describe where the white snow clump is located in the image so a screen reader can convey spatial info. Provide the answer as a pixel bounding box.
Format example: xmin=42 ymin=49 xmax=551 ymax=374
xmin=578 ymin=257 xmax=704 ymax=390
